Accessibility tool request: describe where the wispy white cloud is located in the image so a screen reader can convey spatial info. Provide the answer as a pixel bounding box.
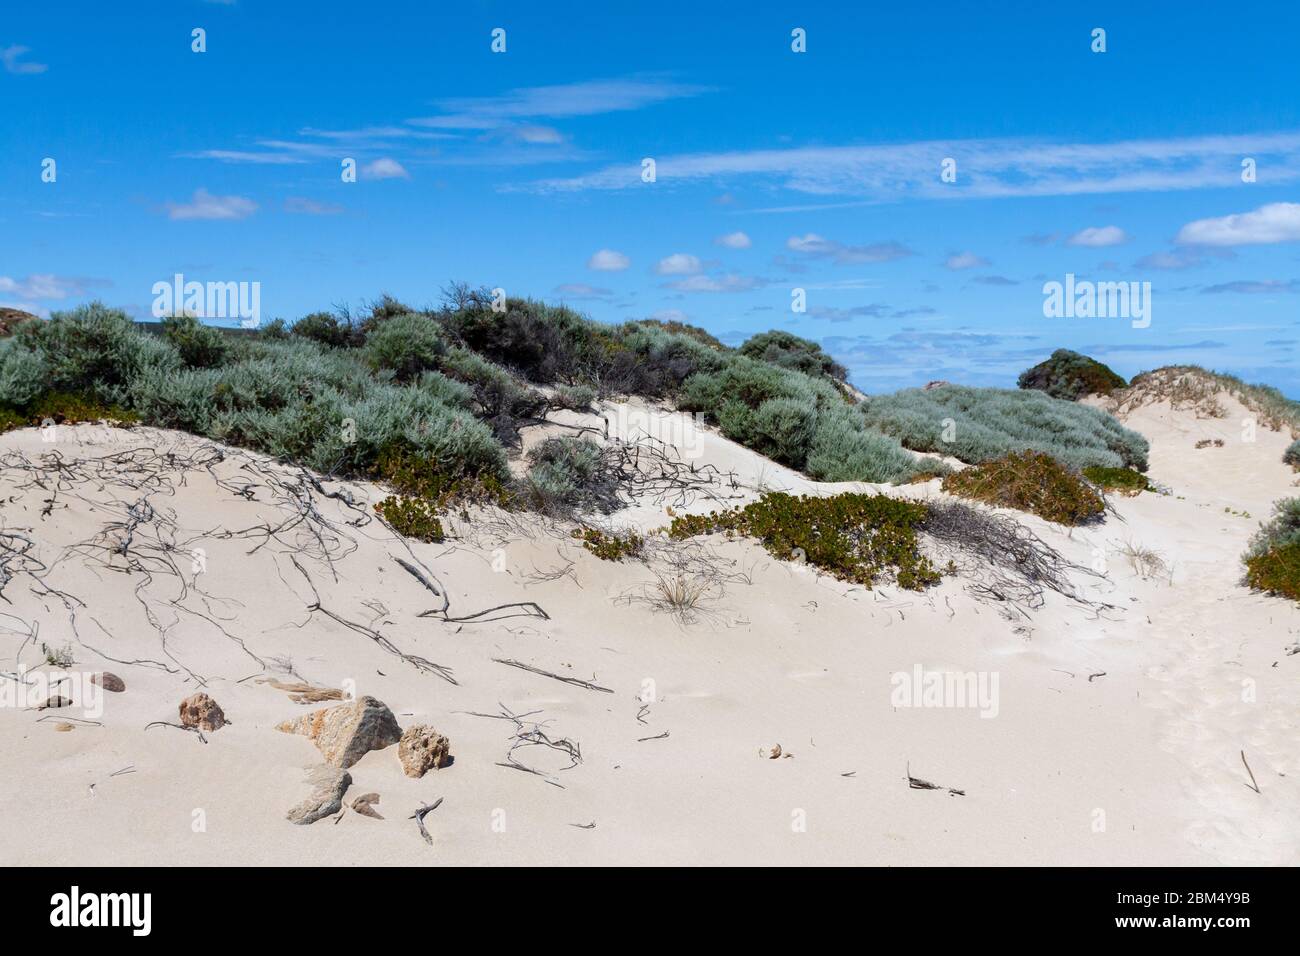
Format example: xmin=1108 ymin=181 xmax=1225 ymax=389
xmin=654 ymin=253 xmax=703 ymax=276
xmin=663 ymin=273 xmax=767 ymax=293
xmin=554 ymin=283 xmax=612 ymax=299
xmin=714 ymin=231 xmax=752 ymax=249
xmin=284 ymin=197 xmax=343 ymax=215
xmin=165 ymin=188 xmax=257 ymax=221
xmin=1067 ymin=225 xmax=1128 ymax=247
xmin=787 ymin=234 xmax=914 ymax=264
xmin=408 ymin=76 xmax=711 ymax=131
xmin=1 ymin=45 xmax=47 ymax=74
xmin=521 ymin=131 xmax=1300 ymax=200
xmin=361 ymin=158 xmax=409 ymax=180
xmin=1176 ymin=202 xmax=1300 ymax=246
xmin=588 ymin=249 xmax=630 ymax=271
xmin=944 ymin=251 xmax=989 ymax=270
xmin=0 ymin=273 xmax=109 ymax=299
xmin=1201 ymin=279 xmax=1300 ymax=294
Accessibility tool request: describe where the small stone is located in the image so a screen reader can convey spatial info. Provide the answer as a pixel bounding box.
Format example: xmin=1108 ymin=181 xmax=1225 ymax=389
xmin=37 ymin=695 xmax=72 ymax=711
xmin=91 ymin=672 xmax=126 ymax=692
xmin=398 ymin=724 xmax=452 ymax=778
xmin=53 ymin=722 xmax=75 ymax=732
xmin=286 ymin=764 xmax=351 ymax=825
xmin=350 ymin=792 xmax=383 ymax=819
xmin=276 ymin=695 xmax=401 ymax=769
xmin=178 ymin=692 xmax=226 ymax=732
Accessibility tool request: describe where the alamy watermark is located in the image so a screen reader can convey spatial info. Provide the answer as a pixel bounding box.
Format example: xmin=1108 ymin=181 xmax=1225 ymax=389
xmin=1042 ymin=273 xmax=1150 ymax=329
xmin=890 ymin=664 xmax=1000 ymax=718
xmin=151 ymin=273 xmax=261 ymax=328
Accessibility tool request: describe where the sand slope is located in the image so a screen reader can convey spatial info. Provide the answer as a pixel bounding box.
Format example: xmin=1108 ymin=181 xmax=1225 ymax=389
xmin=0 ymin=393 xmax=1295 ymax=866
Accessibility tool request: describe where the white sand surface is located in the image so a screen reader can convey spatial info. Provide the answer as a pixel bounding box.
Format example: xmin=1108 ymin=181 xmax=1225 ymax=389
xmin=0 ymin=391 xmax=1295 ymax=866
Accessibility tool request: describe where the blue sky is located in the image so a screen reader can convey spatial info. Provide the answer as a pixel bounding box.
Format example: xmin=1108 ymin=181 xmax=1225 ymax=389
xmin=3 ymin=0 xmax=1299 ymax=394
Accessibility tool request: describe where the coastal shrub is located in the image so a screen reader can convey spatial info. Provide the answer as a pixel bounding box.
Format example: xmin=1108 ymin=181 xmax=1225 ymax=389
xmin=0 ymin=338 xmax=48 ymax=406
xmin=1242 ymin=499 xmax=1300 ymax=600
xmin=1244 ymin=498 xmax=1300 ymax=560
xmin=375 ymin=496 xmax=445 ymax=542
xmin=160 ymin=313 xmax=229 ymax=368
xmin=669 ymin=491 xmax=941 ymax=590
xmin=17 ymin=303 xmax=181 ymax=405
xmin=1082 ymin=466 xmax=1151 ymax=494
xmin=633 ymin=317 xmax=726 ymax=351
xmin=292 ymin=310 xmax=355 ymax=348
xmin=941 ymin=451 xmax=1105 ymax=525
xmin=861 ymin=384 xmax=1148 ymax=471
xmin=438 ymin=346 xmax=545 ymax=442
xmin=738 ymin=330 xmax=847 ymax=382
xmin=1244 ymin=542 xmax=1300 ymax=601
xmin=362 ymin=312 xmax=446 ymax=381
xmin=804 ymin=410 xmax=947 ymax=483
xmin=572 ymin=527 xmax=644 ymax=561
xmin=551 ymin=383 xmax=596 ymax=411
xmin=1284 ymin=439 xmax=1300 ymax=469
xmin=518 ymin=436 xmax=620 ymax=515
xmin=1018 ymin=349 xmax=1126 ymax=400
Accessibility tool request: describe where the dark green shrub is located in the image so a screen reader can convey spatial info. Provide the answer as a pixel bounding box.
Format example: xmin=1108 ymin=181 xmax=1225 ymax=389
xmin=1082 ymin=466 xmax=1151 ymax=494
xmin=160 ymin=313 xmax=230 ymax=368
xmin=572 ymin=527 xmax=644 ymax=561
xmin=941 ymin=451 xmax=1105 ymax=525
xmin=375 ymin=496 xmax=445 ymax=542
xmin=1244 ymin=541 xmax=1300 ymax=601
xmin=292 ymin=311 xmax=354 ymax=348
xmin=1018 ymin=349 xmax=1126 ymax=400
xmin=669 ymin=491 xmax=941 ymax=590
xmin=738 ymin=330 xmax=847 ymax=382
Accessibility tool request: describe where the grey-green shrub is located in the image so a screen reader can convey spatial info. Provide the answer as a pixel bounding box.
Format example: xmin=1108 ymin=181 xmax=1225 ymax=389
xmin=860 ymin=384 xmax=1148 ymax=471
xmin=552 ymin=383 xmax=596 ymax=411
xmin=0 ymin=339 xmax=49 ymax=406
xmin=16 ymin=302 xmax=181 ymax=405
xmin=804 ymin=409 xmax=947 ymax=483
xmin=1244 ymin=497 xmax=1300 ymax=560
xmin=362 ymin=312 xmax=446 ymax=381
xmin=1284 ymin=439 xmax=1300 ymax=469
xmin=520 ymin=436 xmax=619 ymax=514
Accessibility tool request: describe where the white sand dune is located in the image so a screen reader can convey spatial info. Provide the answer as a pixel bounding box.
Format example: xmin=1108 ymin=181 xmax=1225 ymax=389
xmin=0 ymin=391 xmax=1295 ymax=866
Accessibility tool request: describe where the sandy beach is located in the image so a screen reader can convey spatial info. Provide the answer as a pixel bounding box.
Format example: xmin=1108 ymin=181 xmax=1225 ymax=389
xmin=1 ymin=387 xmax=1294 ymax=867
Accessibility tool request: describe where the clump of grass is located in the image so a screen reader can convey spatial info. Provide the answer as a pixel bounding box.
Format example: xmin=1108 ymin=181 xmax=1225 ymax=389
xmin=43 ymin=642 xmax=74 ymax=667
xmin=941 ymin=451 xmax=1105 ymax=525
xmin=1195 ymin=438 xmax=1225 ymax=449
xmin=1117 ymin=539 xmax=1168 ymax=580
xmin=572 ymin=527 xmax=644 ymax=561
xmin=669 ymin=491 xmax=941 ymax=590
xmin=1017 ymin=349 xmax=1126 ymax=400
xmin=1083 ymin=465 xmax=1151 ymax=494
xmin=1284 ymin=439 xmax=1300 ymax=470
xmin=1113 ymin=366 xmax=1300 ymax=435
